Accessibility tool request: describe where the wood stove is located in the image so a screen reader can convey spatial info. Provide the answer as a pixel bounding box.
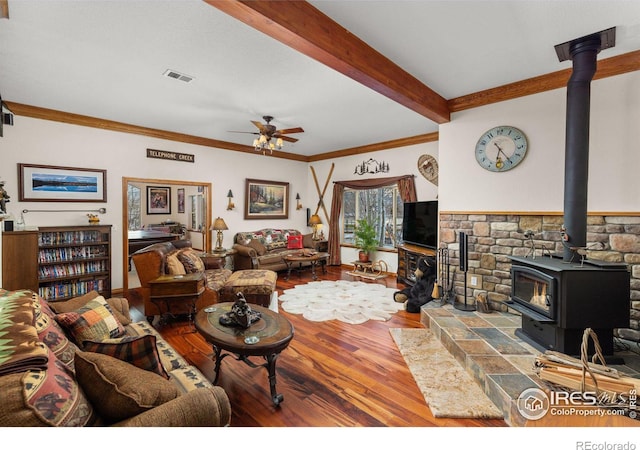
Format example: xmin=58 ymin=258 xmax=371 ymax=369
xmin=508 ymin=255 xmax=630 ymax=355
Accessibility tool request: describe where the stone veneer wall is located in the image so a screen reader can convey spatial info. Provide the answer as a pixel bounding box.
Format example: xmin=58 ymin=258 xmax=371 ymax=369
xmin=438 ymin=213 xmax=640 ymax=336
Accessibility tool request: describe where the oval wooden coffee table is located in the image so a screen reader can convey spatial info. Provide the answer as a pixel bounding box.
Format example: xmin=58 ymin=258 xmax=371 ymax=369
xmin=195 ymin=302 xmax=294 ymax=406
xmin=282 ymin=251 xmax=330 ymax=280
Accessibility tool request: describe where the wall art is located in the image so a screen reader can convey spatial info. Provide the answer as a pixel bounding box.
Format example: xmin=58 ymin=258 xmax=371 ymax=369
xmin=354 ymin=158 xmax=389 ymax=175
xmin=245 ymin=178 xmax=289 ymax=220
xmin=18 ymin=163 xmax=107 ymax=202
xmin=147 ymin=186 xmax=171 ymax=215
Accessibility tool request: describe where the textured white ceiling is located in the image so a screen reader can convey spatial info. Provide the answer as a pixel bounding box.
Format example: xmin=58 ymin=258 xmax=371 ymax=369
xmin=1 ymin=0 xmax=639 ymax=156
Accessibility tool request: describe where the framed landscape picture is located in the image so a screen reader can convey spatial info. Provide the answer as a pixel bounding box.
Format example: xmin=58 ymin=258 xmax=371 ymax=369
xmin=18 ymin=163 xmax=107 ymax=202
xmin=147 ymin=186 xmax=171 ymax=214
xmin=245 ymin=178 xmax=289 ymax=220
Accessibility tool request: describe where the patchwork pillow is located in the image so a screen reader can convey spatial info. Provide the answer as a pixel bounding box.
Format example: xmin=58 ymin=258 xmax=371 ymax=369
xmin=49 ymin=290 xmax=131 ymax=326
xmin=74 ymin=351 xmax=179 ymax=424
xmin=165 ymin=250 xmax=186 ymax=275
xmin=247 ymin=239 xmax=267 ymax=256
xmin=287 ymin=235 xmax=303 ymax=249
xmin=177 ymin=248 xmax=205 ymax=273
xmin=82 ymin=334 xmax=170 ymax=379
xmin=55 ymin=296 xmax=126 ymax=347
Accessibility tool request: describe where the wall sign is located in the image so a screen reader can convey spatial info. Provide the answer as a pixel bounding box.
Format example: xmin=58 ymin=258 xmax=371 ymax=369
xmin=147 ymin=148 xmax=195 ymax=163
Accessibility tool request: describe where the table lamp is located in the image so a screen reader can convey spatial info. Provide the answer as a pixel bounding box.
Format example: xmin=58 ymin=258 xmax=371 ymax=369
xmin=211 ymin=217 xmax=228 ymax=252
xmin=309 ymin=214 xmax=322 ymax=240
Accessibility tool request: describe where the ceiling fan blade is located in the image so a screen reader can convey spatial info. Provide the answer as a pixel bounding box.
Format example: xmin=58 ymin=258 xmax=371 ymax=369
xmin=277 ymin=127 xmax=304 ymax=134
xmin=228 ymin=130 xmax=259 ymax=135
xmin=280 ymin=135 xmax=298 ymax=143
xmin=251 ymin=120 xmax=267 ymax=133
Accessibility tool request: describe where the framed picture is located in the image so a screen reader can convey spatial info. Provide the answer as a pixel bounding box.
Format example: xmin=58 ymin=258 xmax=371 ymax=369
xmin=177 ymin=188 xmax=185 ymax=213
xmin=245 ymin=178 xmax=289 ymax=220
xmin=18 ymin=163 xmax=107 ymax=202
xmin=147 ymin=186 xmax=171 ymax=214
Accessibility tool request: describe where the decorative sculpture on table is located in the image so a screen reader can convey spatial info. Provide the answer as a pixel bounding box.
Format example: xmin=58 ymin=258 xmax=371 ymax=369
xmin=219 ymin=292 xmax=261 ymax=328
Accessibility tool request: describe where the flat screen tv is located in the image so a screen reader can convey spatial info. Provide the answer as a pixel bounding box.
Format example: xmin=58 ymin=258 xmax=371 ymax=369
xmin=402 ymin=200 xmax=438 ymax=249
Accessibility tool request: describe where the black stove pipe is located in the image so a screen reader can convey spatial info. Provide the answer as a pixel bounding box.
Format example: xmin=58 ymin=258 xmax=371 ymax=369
xmin=562 ymin=36 xmax=602 ymax=262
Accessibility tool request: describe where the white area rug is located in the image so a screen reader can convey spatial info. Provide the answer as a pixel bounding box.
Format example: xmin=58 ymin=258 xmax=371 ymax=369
xmin=279 ymin=280 xmax=404 ymax=324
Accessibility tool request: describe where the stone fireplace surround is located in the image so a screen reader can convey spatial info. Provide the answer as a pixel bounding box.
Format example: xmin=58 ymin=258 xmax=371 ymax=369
xmin=438 ymin=212 xmax=640 ymax=337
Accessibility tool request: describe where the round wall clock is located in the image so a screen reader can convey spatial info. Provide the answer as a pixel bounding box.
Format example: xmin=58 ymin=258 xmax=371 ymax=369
xmin=474 ymin=126 xmax=528 ymax=172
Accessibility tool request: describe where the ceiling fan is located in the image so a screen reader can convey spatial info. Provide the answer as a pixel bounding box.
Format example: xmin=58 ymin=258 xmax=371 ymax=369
xmin=230 ymin=115 xmax=304 ymax=154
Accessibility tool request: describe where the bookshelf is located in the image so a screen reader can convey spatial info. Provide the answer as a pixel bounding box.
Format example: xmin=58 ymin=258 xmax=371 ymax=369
xmin=2 ymin=225 xmax=112 ymax=301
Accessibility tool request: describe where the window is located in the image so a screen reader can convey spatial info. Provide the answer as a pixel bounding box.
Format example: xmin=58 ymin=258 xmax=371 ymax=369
xmin=342 ymin=185 xmax=403 ymax=249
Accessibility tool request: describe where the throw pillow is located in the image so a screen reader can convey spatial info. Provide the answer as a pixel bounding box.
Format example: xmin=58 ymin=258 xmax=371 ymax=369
xmin=33 ymin=296 xmax=78 ymax=371
xmin=165 ymin=250 xmax=186 ymax=275
xmin=82 ymin=334 xmax=170 ymax=379
xmin=246 ymin=239 xmax=267 ymax=256
xmin=19 ymin=347 xmax=98 ymax=426
xmin=177 ymin=248 xmax=205 ymax=273
xmin=303 ymin=233 xmax=314 ymax=249
xmin=55 ymin=296 xmax=126 ymax=347
xmin=287 ymin=235 xmax=303 ymax=249
xmin=74 ymin=351 xmax=179 ymax=424
xmin=265 ymin=240 xmax=286 ymax=251
xmin=49 ymin=290 xmax=131 ymax=327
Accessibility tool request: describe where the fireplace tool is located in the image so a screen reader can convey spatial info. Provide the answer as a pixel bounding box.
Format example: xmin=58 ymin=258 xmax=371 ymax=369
xmin=437 ymin=246 xmax=452 ymax=305
xmin=455 ymin=232 xmax=476 ymax=311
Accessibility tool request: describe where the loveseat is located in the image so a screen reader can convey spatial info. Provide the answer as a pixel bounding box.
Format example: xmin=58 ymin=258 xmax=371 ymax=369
xmin=0 ymin=289 xmax=231 ymax=427
xmin=232 ymin=228 xmax=317 ymax=272
xmin=131 ymin=240 xmax=232 ymax=322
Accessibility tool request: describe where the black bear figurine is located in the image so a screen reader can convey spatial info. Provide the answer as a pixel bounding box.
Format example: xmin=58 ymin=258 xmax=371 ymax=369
xmin=393 ymin=256 xmax=437 ymax=313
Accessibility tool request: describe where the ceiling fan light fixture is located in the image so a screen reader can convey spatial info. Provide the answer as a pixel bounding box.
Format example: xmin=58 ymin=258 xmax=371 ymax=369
xmin=237 ymin=114 xmax=302 ymax=155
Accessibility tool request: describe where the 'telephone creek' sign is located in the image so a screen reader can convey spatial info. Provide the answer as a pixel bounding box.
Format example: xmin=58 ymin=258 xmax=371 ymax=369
xmin=146 ymin=148 xmax=195 ymax=163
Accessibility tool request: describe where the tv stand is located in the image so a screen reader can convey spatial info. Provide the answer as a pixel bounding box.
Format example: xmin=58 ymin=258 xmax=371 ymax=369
xmin=397 ymin=243 xmax=435 ymax=286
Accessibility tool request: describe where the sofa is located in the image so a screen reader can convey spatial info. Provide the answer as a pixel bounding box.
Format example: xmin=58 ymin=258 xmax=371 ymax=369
xmin=0 ymin=289 xmax=231 ymax=427
xmin=232 ymin=228 xmax=318 ymax=272
xmin=131 ymin=240 xmax=232 ymax=322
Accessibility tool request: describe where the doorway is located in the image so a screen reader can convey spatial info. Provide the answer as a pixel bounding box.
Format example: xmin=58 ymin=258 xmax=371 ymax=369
xmin=122 ymin=176 xmax=212 ymax=296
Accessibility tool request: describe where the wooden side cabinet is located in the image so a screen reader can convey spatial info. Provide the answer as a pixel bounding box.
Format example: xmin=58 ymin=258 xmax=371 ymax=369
xmin=2 ymin=230 xmax=39 ymax=291
xmin=397 ymin=243 xmax=436 ymax=286
xmin=313 ymin=240 xmax=328 ymax=252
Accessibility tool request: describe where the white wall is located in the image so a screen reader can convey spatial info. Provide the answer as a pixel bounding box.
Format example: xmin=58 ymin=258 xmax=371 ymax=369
xmin=439 ymin=71 xmax=640 ymax=213
xmin=0 ymin=117 xmax=309 ymax=289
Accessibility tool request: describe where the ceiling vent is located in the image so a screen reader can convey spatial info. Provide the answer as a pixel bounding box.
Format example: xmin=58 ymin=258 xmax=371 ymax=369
xmin=163 ymin=69 xmax=194 ymax=83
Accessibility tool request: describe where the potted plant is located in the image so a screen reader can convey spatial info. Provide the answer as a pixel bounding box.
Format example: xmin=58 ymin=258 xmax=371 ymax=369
xmin=354 ymin=218 xmax=378 ymax=262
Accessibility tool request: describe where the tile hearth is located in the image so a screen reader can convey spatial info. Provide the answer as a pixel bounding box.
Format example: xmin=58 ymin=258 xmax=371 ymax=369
xmin=420 ymin=301 xmax=640 ymax=426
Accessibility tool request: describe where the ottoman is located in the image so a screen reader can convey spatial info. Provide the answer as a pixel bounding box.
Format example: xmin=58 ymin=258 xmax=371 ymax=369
xmin=221 ymin=269 xmax=277 ymax=308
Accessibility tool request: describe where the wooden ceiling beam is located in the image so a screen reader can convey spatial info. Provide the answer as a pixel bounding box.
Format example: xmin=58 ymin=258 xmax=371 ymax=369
xmin=449 ymin=49 xmax=640 ymax=112
xmin=204 ymin=0 xmax=450 ymax=124
xmin=0 ymin=0 xmax=9 ymax=19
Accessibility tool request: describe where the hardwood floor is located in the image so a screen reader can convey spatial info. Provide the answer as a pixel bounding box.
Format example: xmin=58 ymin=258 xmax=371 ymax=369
xmin=128 ymin=266 xmax=507 ymax=427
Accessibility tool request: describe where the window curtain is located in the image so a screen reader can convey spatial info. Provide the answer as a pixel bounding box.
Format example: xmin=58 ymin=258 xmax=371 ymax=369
xmin=327 ymin=175 xmax=416 ymax=266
